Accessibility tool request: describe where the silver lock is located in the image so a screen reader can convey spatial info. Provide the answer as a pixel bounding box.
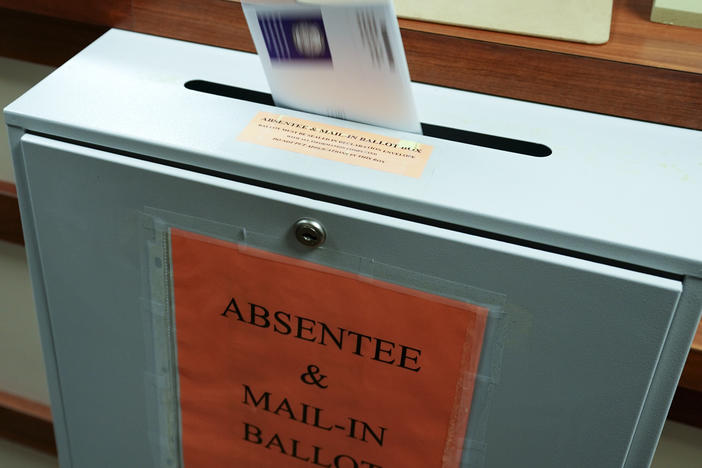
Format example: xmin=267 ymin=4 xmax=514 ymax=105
xmin=294 ymin=218 xmax=326 ymax=247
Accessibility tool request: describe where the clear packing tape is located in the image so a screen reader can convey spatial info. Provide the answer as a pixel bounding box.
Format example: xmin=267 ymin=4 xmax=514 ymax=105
xmin=140 ymin=208 xmax=508 ymax=468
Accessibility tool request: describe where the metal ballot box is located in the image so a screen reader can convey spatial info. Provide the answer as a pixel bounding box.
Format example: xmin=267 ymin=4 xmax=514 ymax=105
xmin=5 ymin=30 xmax=701 ymax=468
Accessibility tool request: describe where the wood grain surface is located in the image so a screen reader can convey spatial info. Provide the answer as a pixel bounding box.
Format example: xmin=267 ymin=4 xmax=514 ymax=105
xmin=1 ymin=1 xmax=700 ymax=128
xmin=0 ymin=181 xmax=23 ymax=245
xmin=0 ymin=0 xmax=131 ymax=27
xmin=679 ymin=321 xmax=702 ymax=393
xmin=0 ymin=390 xmax=55 ymax=454
xmin=667 ymin=387 xmax=702 ymax=429
xmin=0 ymin=8 xmax=108 ymax=66
xmin=131 ymin=0 xmax=255 ymax=52
xmin=399 ymin=0 xmax=702 ymax=74
xmin=402 ymin=27 xmax=701 ymax=129
xmin=135 ymin=0 xmax=702 ymax=130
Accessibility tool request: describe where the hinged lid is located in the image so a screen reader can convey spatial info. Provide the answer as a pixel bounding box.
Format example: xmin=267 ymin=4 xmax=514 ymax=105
xmin=5 ymin=29 xmax=701 ymax=277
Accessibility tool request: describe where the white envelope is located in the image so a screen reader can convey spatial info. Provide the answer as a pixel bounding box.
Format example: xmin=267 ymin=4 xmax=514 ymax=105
xmin=241 ymin=0 xmax=422 ymax=133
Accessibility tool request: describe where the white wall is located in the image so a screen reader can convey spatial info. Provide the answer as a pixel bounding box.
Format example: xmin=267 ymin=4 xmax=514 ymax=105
xmin=0 ymin=56 xmax=55 ymax=404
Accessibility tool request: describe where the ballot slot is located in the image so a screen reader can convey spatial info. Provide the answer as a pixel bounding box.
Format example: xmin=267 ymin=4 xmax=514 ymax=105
xmin=184 ymin=79 xmax=552 ymax=157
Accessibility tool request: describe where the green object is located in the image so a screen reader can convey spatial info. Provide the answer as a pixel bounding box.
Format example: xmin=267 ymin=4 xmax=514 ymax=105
xmin=651 ymin=0 xmax=702 ymax=29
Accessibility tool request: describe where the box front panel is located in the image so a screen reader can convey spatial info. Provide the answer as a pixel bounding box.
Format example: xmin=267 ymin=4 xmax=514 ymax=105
xmin=20 ymin=134 xmax=681 ymax=467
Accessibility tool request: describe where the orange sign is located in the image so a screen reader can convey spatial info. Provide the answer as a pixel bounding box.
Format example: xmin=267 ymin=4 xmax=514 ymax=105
xmin=170 ymin=228 xmax=487 ymax=467
xmin=237 ymin=112 xmax=433 ymax=178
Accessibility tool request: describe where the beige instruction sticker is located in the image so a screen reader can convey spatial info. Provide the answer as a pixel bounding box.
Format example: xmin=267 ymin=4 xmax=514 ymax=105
xmin=237 ymin=112 xmax=433 ymax=178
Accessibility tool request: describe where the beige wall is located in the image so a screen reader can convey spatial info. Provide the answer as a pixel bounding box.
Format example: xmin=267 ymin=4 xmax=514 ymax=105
xmin=0 ymin=240 xmax=49 ymax=403
xmin=1 ymin=57 xmax=55 ymax=404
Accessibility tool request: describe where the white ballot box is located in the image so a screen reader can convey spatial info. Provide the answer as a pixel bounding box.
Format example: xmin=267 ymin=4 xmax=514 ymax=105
xmin=4 ymin=29 xmax=701 ymax=468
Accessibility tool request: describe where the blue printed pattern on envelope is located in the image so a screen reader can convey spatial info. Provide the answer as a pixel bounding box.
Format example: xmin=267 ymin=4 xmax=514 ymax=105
xmin=258 ymin=14 xmax=332 ymax=62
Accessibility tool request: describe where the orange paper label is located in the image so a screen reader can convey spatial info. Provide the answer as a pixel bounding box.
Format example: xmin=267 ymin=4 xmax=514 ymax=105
xmin=237 ymin=112 xmax=433 ymax=178
xmin=171 ymin=228 xmax=487 ymax=467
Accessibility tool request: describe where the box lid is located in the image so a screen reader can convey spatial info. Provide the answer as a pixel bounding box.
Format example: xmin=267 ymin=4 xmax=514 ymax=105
xmin=5 ymin=29 xmax=701 ymax=277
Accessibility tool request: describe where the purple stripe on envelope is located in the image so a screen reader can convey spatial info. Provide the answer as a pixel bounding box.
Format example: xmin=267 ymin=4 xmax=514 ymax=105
xmin=258 ymin=14 xmax=332 ymax=63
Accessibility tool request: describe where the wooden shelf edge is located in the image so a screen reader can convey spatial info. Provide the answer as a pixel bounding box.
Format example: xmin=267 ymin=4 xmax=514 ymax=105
xmin=0 ymin=1 xmax=132 ymax=29
xmin=134 ymin=2 xmax=702 ymax=130
xmin=0 ymin=7 xmax=108 ymax=67
xmin=2 ymin=5 xmax=701 ymax=130
xmin=679 ymin=348 xmax=702 ymax=393
xmin=679 ymin=320 xmax=702 ymax=393
xmin=221 ymin=0 xmax=702 ymax=75
xmin=398 ymin=0 xmax=702 ymax=76
xmin=400 ymin=28 xmax=702 ymax=131
xmin=0 ymin=390 xmax=55 ymax=455
xmin=667 ymin=386 xmax=702 ymax=429
xmin=0 ymin=181 xmax=23 ymax=246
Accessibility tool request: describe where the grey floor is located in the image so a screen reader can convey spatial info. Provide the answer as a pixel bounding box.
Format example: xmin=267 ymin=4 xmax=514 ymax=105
xmin=1 ymin=420 xmax=700 ymax=467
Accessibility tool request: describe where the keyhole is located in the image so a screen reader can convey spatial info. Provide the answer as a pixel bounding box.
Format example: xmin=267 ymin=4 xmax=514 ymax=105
xmin=302 ymin=230 xmax=317 ymax=243
xmin=294 ymin=218 xmax=326 ymax=247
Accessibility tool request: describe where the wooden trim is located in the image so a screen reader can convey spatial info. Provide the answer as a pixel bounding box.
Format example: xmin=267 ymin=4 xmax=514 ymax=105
xmin=401 ymin=28 xmax=701 ymax=130
xmin=0 ymin=1 xmax=131 ymax=27
xmin=130 ymin=0 xmax=702 ymax=130
xmin=693 ymin=319 xmax=702 ymax=355
xmin=398 ymin=0 xmax=702 ymax=75
xmin=0 ymin=7 xmax=108 ymax=67
xmin=0 ymin=181 xmax=23 ymax=246
xmin=679 ymin=348 xmax=702 ymax=393
xmin=667 ymin=387 xmax=702 ymax=429
xmin=679 ymin=320 xmax=702 ymax=393
xmin=131 ymin=0 xmax=255 ymax=53
xmin=1 ymin=2 xmax=700 ymax=129
xmin=0 ymin=390 xmax=55 ymax=455
xmin=223 ymin=0 xmax=702 ymax=74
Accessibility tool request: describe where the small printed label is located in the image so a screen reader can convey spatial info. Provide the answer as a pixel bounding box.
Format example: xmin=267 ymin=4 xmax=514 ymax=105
xmin=237 ymin=112 xmax=433 ymax=178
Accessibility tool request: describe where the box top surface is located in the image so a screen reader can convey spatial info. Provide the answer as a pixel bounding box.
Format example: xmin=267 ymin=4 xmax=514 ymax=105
xmin=5 ymin=29 xmax=702 ymax=277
